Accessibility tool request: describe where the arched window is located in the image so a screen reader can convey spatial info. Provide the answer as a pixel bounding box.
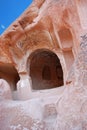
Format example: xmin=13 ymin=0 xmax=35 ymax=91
xmin=29 ymin=49 xmax=63 ymax=90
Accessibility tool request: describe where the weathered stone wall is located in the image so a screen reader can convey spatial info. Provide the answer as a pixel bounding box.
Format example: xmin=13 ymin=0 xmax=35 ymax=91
xmin=0 ymin=0 xmax=80 ymax=98
xmin=0 ymin=0 xmax=87 ymax=129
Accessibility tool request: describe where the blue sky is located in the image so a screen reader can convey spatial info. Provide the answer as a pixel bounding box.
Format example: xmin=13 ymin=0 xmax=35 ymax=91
xmin=0 ymin=0 xmax=32 ymax=34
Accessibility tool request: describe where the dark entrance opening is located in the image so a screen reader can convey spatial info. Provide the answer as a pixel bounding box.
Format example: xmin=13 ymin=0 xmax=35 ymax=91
xmin=0 ymin=64 xmax=20 ymax=91
xmin=30 ymin=50 xmax=63 ymax=90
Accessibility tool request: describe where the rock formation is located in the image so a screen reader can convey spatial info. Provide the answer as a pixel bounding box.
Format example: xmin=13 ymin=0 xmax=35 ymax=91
xmin=0 ymin=0 xmax=87 ymax=129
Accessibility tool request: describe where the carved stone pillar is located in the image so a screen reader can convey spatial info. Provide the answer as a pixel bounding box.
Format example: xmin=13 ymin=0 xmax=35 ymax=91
xmin=17 ymin=72 xmax=32 ymax=100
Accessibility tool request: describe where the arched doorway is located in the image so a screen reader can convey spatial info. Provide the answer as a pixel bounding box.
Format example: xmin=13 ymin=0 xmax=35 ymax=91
xmin=0 ymin=64 xmax=20 ymax=96
xmin=30 ymin=50 xmax=63 ymax=90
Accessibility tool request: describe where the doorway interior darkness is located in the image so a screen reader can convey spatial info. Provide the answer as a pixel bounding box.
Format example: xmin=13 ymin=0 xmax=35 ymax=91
xmin=0 ymin=64 xmax=20 ymax=91
xmin=30 ymin=50 xmax=63 ymax=90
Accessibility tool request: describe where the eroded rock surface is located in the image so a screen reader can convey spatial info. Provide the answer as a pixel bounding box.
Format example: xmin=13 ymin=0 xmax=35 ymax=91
xmin=0 ymin=0 xmax=87 ymax=129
